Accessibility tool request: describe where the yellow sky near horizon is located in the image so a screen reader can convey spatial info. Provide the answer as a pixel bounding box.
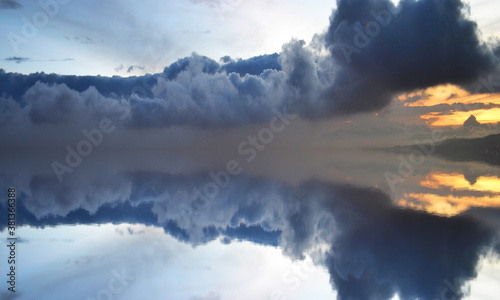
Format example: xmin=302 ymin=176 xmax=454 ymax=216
xmin=397 ymin=84 xmax=500 ymax=127
xmin=397 ymin=172 xmax=500 ymax=216
xmin=421 ymin=108 xmax=500 ymax=126
xmin=398 ymin=193 xmax=500 ymax=217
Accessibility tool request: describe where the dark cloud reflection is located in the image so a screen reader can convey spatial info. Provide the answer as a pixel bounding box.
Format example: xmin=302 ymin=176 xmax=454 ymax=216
xmin=1 ymin=170 xmax=499 ymax=300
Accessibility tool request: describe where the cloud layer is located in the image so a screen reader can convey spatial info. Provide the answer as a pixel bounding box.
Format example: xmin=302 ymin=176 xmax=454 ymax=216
xmin=1 ymin=0 xmax=499 ymax=129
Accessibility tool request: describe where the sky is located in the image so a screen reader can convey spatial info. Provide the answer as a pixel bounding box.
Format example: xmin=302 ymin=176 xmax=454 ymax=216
xmin=0 ymin=0 xmax=498 ymax=76
xmin=1 ymin=0 xmax=500 ymax=150
xmin=0 ymin=0 xmax=335 ymax=76
xmin=0 ymin=224 xmax=336 ymax=300
xmin=2 ymin=0 xmax=500 ymax=299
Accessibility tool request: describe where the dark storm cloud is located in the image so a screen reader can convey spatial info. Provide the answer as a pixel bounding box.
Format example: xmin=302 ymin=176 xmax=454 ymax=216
xmin=324 ymin=0 xmax=499 ymax=115
xmin=0 ymin=0 xmax=22 ymax=9
xmin=1 ymin=169 xmax=499 ymax=300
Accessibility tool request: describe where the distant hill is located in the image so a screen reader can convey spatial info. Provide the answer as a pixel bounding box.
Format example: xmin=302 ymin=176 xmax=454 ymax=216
xmin=382 ymin=133 xmax=500 ymax=166
xmin=433 ymin=133 xmax=500 ymax=166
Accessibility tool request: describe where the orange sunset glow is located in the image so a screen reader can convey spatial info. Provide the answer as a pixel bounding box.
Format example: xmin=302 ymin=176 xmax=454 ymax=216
xmin=420 ymin=172 xmax=500 ymax=193
xmin=398 ymin=84 xmax=470 ymax=106
xmin=397 ymin=172 xmax=500 ymax=216
xmin=398 ymin=84 xmax=500 ymax=127
xmin=420 ymin=108 xmax=500 ymax=126
xmin=398 ymin=193 xmax=500 ymax=216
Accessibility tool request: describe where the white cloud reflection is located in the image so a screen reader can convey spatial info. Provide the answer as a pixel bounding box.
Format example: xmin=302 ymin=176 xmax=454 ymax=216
xmin=0 ymin=223 xmax=334 ymax=300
